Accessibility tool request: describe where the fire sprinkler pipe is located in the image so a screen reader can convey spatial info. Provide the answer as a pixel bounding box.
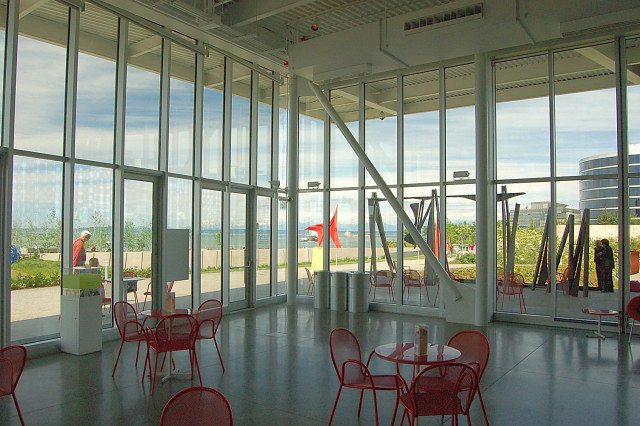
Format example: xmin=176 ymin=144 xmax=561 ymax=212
xmin=308 ymin=82 xmax=463 ymax=301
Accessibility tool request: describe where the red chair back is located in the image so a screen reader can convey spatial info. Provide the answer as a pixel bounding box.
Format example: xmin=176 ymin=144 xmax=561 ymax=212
xmin=152 ymin=314 xmax=199 ymax=353
xmin=197 ymin=299 xmax=223 ymax=339
xmin=403 ymin=274 xmax=422 ymax=288
xmin=329 ymin=328 xmax=364 ymax=383
xmin=402 ymin=362 xmax=478 ymax=418
xmin=372 ymin=270 xmax=394 ymax=287
xmin=628 ymin=296 xmax=640 ymax=322
xmin=448 ymin=330 xmax=490 ymax=380
xmin=113 ymin=301 xmax=144 ymax=341
xmin=160 ymin=386 xmax=233 ymax=426
xmin=0 ymin=345 xmax=27 ymax=396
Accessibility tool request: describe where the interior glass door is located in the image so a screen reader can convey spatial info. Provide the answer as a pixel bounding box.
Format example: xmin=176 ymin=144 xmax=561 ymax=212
xmin=229 ymin=191 xmax=249 ymax=305
xmin=122 ymin=178 xmax=154 ymax=312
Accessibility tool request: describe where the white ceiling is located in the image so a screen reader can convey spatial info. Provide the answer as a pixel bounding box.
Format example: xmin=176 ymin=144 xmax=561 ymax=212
xmin=135 ymin=0 xmax=455 ymax=62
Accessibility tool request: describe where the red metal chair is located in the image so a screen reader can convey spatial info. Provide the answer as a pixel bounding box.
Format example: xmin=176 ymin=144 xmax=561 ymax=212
xmin=627 ymin=295 xmax=640 ymax=344
xmin=369 ymin=270 xmax=396 ymax=303
xmin=146 ymin=314 xmax=202 ymax=395
xmin=196 ymin=299 xmax=225 ymax=371
xmin=0 ymin=345 xmax=27 ymax=426
xmin=142 ymin=280 xmax=174 ymax=311
xmin=397 ymin=362 xmax=479 ymax=426
xmin=112 ymin=301 xmax=150 ymax=380
xmin=101 ymin=279 xmax=112 ymax=312
xmin=545 ymin=267 xmax=570 ymax=296
xmin=427 ymin=330 xmax=490 ymax=425
xmin=403 ymin=268 xmax=428 ymax=304
xmin=328 ymin=328 xmax=401 ymax=426
xmin=160 ymin=386 xmax=233 ymax=425
xmin=497 ymin=272 xmax=527 ymax=313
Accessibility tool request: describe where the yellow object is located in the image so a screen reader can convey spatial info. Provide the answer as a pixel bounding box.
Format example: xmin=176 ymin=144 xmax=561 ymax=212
xmin=311 ymin=246 xmax=324 ymax=272
xmin=62 ymin=274 xmax=101 ymax=290
xmin=166 ymin=291 xmax=175 ymax=313
xmin=415 ymin=324 xmax=429 ymax=356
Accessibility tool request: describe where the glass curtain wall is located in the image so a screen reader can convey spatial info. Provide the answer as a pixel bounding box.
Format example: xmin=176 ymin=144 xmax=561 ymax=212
xmin=76 ymin=2 xmax=117 ymax=162
xmin=445 ymin=64 xmax=477 ymax=287
xmin=74 ymin=165 xmax=113 ymax=326
xmin=277 ymin=80 xmax=288 ymax=296
xmin=365 ymin=78 xmax=397 ymax=304
xmin=230 ymin=62 xmax=251 ymax=183
xmin=627 ymin=38 xmax=640 ymax=311
xmin=14 ymin=1 xmax=68 ymax=156
xmin=555 ymin=43 xmax=618 ymax=319
xmin=257 ymin=74 xmax=273 ymax=188
xmin=402 ymin=70 xmax=439 ymax=307
xmin=403 ymin=186 xmax=439 ymax=307
xmin=202 ymin=50 xmax=225 ymax=180
xmin=10 ymin=0 xmax=70 ymax=344
xmin=298 ymin=95 xmax=324 ymax=294
xmin=495 ymin=54 xmax=551 ymax=316
xmin=125 ymin=23 xmax=161 ymax=169
xmin=11 ymin=158 xmax=63 ymax=343
xmin=495 ymin=42 xmax=621 ymax=319
xmin=168 ymin=43 xmax=195 ymax=176
xmin=256 ymin=196 xmax=271 ymax=299
xmin=168 ymin=178 xmax=193 ymax=309
xmin=201 ymin=189 xmax=222 ymax=302
xmin=329 ymin=87 xmax=359 ymax=273
xmin=2 ymin=3 xmax=283 ymax=345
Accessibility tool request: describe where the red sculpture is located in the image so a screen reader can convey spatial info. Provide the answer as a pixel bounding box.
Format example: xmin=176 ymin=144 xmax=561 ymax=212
xmin=305 ymin=206 xmax=342 ymax=248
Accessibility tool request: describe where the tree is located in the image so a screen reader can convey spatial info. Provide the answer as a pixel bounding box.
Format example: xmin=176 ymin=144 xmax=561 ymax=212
xmin=41 ymin=209 xmax=62 ymax=250
xmin=123 ymin=219 xmax=137 ymax=251
xmin=89 ymin=210 xmax=110 ymax=251
xmin=11 ymin=218 xmax=23 ymax=248
xmin=446 ymin=221 xmax=476 ymax=245
xmin=24 ymin=218 xmax=38 ymax=250
xmin=596 ymin=209 xmax=617 ymax=225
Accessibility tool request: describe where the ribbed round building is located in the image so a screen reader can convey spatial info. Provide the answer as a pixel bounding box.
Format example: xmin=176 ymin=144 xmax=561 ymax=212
xmin=580 ymin=145 xmax=640 ymax=221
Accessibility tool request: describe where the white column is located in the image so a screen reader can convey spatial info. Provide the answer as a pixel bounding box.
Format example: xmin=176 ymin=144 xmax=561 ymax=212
xmin=287 ymin=76 xmax=299 ymax=304
xmin=0 ymin=0 xmax=18 ymax=346
xmin=475 ymin=53 xmax=490 ymax=326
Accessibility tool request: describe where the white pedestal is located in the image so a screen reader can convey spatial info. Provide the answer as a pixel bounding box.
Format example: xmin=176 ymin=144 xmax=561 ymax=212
xmin=60 ymin=295 xmax=102 ymax=355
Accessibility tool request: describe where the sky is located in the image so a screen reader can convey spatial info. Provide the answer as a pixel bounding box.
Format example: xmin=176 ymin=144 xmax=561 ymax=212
xmin=8 ymin=31 xmax=640 ymax=240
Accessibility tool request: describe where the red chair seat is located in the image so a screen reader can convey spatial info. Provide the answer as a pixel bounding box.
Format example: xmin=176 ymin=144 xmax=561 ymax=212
xmin=344 ymin=373 xmax=399 ymax=390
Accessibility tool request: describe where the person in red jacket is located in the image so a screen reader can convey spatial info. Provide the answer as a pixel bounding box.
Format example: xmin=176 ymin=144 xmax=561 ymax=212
xmin=72 ymin=230 xmax=92 ymax=267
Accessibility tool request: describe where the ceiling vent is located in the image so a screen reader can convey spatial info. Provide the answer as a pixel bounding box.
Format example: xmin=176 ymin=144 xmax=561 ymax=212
xmin=404 ymin=3 xmax=484 ymax=34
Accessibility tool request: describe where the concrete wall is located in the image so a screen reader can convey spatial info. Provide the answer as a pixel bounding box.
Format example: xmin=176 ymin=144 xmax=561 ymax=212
xmin=40 ymin=247 xmax=400 ymax=269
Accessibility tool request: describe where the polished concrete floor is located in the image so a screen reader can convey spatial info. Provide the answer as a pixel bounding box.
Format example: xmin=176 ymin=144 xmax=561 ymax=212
xmin=2 ymin=304 xmax=640 ymax=425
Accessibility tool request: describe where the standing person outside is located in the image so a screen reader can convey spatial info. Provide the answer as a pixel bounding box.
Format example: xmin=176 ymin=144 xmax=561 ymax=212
xmin=601 ymin=239 xmax=615 ymax=293
xmin=72 ymin=230 xmax=92 ymax=267
xmin=593 ymin=239 xmax=604 ymax=291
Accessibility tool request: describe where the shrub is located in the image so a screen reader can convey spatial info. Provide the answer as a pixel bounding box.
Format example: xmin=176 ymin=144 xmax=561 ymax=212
xmin=11 ymin=273 xmax=59 ymax=290
xmin=455 ymin=253 xmax=476 ymax=264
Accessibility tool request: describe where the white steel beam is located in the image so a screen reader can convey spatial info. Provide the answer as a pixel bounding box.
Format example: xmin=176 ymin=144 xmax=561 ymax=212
xmin=221 ymin=0 xmax=315 ymax=27
xmin=309 ymin=82 xmax=463 ymax=300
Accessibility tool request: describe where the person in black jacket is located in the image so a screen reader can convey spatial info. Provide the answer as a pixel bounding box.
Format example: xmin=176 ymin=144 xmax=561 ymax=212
xmin=594 ymin=239 xmax=604 ymax=291
xmin=600 ymin=239 xmax=615 ymax=293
